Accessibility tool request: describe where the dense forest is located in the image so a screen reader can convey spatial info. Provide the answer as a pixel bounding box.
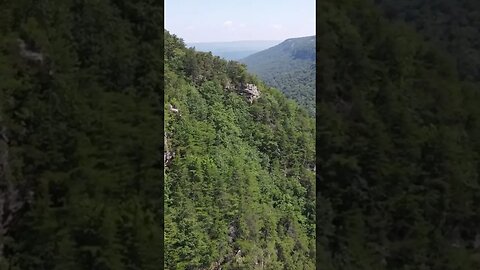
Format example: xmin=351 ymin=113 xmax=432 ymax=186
xmin=317 ymin=0 xmax=480 ymax=269
xmin=376 ymin=0 xmax=480 ymax=83
xmin=164 ymin=31 xmax=315 ymax=268
xmin=0 ymin=0 xmax=164 ymax=269
xmin=241 ymin=36 xmax=316 ymax=115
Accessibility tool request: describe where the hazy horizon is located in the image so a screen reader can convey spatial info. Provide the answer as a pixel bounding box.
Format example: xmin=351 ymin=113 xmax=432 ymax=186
xmin=165 ymin=0 xmax=315 ymax=43
xmin=186 ymin=39 xmax=281 ymax=43
xmin=185 ymin=35 xmax=315 ymax=44
xmin=182 ymin=39 xmax=283 ymax=60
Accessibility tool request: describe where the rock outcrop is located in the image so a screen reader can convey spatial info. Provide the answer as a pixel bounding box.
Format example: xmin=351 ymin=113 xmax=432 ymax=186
xmin=240 ymin=83 xmax=260 ymax=103
xmin=223 ymin=80 xmax=260 ymax=103
xmin=164 ymin=151 xmax=175 ymax=167
xmin=17 ymin=38 xmax=55 ymax=76
xmin=168 ymin=104 xmax=180 ymax=114
xmin=17 ymin=39 xmax=44 ymax=64
xmin=164 ymin=133 xmax=175 ymax=167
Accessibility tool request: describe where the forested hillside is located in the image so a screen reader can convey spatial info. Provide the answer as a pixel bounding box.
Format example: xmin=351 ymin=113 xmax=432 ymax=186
xmin=0 ymin=0 xmax=163 ymax=269
xmin=317 ymin=0 xmax=480 ymax=269
xmin=165 ymin=31 xmax=315 ymax=269
xmin=374 ymin=0 xmax=480 ymax=160
xmin=376 ymin=0 xmax=480 ymax=82
xmin=241 ymin=36 xmax=315 ymax=115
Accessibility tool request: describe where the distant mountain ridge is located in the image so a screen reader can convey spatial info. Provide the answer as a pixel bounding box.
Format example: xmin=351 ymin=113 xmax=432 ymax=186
xmin=187 ymin=40 xmax=281 ymax=60
xmin=240 ymin=36 xmax=315 ymax=114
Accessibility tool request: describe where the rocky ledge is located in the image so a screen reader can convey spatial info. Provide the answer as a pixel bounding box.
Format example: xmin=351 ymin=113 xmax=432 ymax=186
xmin=240 ymin=83 xmax=260 ymax=103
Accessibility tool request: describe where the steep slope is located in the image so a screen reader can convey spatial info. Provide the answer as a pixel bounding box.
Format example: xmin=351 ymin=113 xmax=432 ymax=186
xmin=187 ymin=40 xmax=281 ymax=60
xmin=241 ymin=36 xmax=316 ymax=115
xmin=317 ymin=0 xmax=480 ymax=269
xmin=165 ymin=31 xmax=315 ymax=269
xmin=0 ymin=0 xmax=163 ymax=268
xmin=375 ymin=0 xmax=480 ymax=82
xmin=374 ymin=0 xmax=480 ymax=169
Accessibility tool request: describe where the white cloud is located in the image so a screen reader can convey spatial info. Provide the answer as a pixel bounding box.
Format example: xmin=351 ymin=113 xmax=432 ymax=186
xmin=223 ymin=20 xmax=233 ymax=27
xmin=239 ymin=23 xmax=246 ymax=28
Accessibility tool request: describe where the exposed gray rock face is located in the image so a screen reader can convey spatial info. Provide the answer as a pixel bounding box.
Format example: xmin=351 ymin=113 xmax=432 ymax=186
xmin=165 ymin=104 xmax=179 ymax=167
xmin=168 ymin=104 xmax=180 ymax=114
xmin=224 ymin=81 xmax=260 ymax=103
xmin=164 ymin=151 xmax=175 ymax=167
xmin=164 ymin=133 xmax=175 ymax=167
xmin=17 ymin=39 xmax=44 ymax=63
xmin=240 ymin=83 xmax=260 ymax=103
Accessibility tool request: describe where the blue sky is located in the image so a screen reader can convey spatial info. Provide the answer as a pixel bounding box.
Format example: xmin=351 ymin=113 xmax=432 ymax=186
xmin=165 ymin=0 xmax=316 ymax=42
